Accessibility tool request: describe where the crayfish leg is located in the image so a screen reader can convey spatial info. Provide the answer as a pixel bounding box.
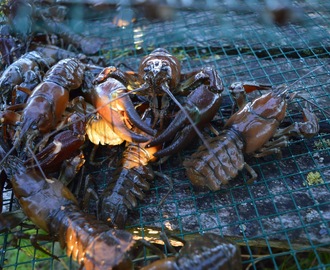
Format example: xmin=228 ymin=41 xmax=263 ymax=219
xmin=0 ymin=210 xmax=27 ymax=232
xmin=58 ymin=151 xmax=85 ymax=187
xmin=244 ymin=163 xmax=258 ymax=184
xmin=274 ymin=104 xmax=319 ymax=139
xmin=229 ymin=81 xmax=272 ymax=111
xmin=11 ymin=231 xmax=59 ymax=260
xmin=154 ymin=171 xmax=173 ymax=206
xmin=252 ymin=136 xmax=287 ymax=159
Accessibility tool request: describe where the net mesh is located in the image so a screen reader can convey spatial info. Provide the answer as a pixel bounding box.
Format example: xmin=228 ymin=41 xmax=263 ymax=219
xmin=1 ymin=1 xmax=330 ymax=269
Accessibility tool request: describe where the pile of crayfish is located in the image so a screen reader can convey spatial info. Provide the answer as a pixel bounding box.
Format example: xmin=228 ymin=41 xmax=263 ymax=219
xmin=0 ymin=1 xmax=323 ymax=269
xmin=0 ymin=45 xmax=321 ymax=269
xmin=0 ymin=47 xmax=244 ymax=269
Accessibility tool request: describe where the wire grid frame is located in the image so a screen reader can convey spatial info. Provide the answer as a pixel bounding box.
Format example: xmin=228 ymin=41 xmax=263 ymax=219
xmin=0 ymin=1 xmax=330 ymax=269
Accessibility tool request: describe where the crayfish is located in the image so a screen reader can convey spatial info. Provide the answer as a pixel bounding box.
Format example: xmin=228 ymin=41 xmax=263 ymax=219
xmin=1 ymin=0 xmax=107 ymax=55
xmin=91 ymin=48 xmax=224 ymax=227
xmin=0 ymin=137 xmax=242 ymax=270
xmin=183 ymin=82 xmax=321 ymax=190
xmin=0 ymin=140 xmax=135 ymax=270
xmin=88 ymin=48 xmax=325 ymax=229
xmin=0 ymin=44 xmax=324 ymax=269
xmin=0 ymin=50 xmax=55 ymax=105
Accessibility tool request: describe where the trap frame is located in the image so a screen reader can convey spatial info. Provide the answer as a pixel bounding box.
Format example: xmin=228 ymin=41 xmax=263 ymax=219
xmin=1 ymin=0 xmax=330 ymax=269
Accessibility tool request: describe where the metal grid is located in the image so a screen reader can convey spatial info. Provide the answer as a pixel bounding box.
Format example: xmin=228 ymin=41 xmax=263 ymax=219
xmin=1 ymin=1 xmax=330 ymax=269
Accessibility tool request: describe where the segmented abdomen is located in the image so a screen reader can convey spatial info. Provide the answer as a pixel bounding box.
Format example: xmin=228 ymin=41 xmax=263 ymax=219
xmin=101 ymin=143 xmax=155 ymax=228
xmin=5 ymin=156 xmax=134 ymax=270
xmin=183 ymin=129 xmax=245 ymax=191
xmin=50 ymin=203 xmax=134 ymax=269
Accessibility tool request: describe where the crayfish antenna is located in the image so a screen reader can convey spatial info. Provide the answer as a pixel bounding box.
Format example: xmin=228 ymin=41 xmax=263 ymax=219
xmin=293 ymin=94 xmax=330 ymax=117
xmin=0 ymin=141 xmax=19 ymax=167
xmin=24 ymin=137 xmax=51 ymax=183
xmin=267 ymin=66 xmax=329 ymax=117
xmin=274 ymin=84 xmax=289 ymax=97
xmin=159 ymin=82 xmax=220 ymax=162
xmin=283 ymin=66 xmax=330 ymax=117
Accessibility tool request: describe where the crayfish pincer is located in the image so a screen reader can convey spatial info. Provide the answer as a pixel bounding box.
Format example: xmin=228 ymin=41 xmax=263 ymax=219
xmin=91 ymin=71 xmax=156 ymax=143
xmin=1 ymin=153 xmax=135 ymax=270
xmin=184 ymin=84 xmax=320 ymax=191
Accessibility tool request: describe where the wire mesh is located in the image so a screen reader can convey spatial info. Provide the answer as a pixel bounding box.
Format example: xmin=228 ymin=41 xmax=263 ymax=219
xmin=1 ymin=0 xmax=330 ymax=269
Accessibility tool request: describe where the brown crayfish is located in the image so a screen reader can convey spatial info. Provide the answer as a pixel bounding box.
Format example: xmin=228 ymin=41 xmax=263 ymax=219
xmin=89 ymin=48 xmax=224 ymax=227
xmin=183 ymin=82 xmax=321 ymax=190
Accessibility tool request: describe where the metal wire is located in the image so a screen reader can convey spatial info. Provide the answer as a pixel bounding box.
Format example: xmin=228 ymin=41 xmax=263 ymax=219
xmin=1 ymin=1 xmax=330 ymax=269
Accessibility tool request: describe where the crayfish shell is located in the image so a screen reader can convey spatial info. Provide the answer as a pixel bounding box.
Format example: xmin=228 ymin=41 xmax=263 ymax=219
xmin=142 ymin=233 xmax=241 ymax=270
xmin=87 ymin=117 xmax=124 ymax=145
xmin=183 ymin=130 xmax=245 ymax=191
xmin=177 ymin=233 xmax=241 ymax=270
xmin=82 ymin=229 xmax=135 ymax=270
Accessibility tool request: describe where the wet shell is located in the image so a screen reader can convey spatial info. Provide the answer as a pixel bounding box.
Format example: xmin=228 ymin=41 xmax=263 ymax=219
xmin=183 ymin=130 xmax=244 ymax=191
xmin=86 ymin=117 xmax=124 ymax=146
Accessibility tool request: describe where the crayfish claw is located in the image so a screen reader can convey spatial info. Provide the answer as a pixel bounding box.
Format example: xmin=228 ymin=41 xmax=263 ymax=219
xmin=121 ymin=96 xmax=156 ymax=136
xmin=298 ymin=104 xmax=320 ymax=138
xmin=111 ymin=116 xmax=152 ymax=143
xmin=229 ymin=81 xmax=273 ymax=110
xmin=149 ymin=82 xmax=222 ymax=159
xmin=153 ymin=125 xmax=195 ymax=158
xmin=230 ymin=81 xmax=272 ymax=93
xmin=91 ymin=76 xmax=155 ymax=142
xmin=148 ymin=106 xmax=189 ymax=148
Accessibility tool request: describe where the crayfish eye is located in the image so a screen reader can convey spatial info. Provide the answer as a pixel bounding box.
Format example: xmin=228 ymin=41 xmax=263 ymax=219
xmin=161 ymin=61 xmax=169 ymax=69
xmin=153 ymin=60 xmax=161 ymax=67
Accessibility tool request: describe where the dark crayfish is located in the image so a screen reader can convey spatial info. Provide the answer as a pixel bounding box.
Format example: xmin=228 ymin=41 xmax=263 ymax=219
xmin=0 ymin=57 xmax=87 ymax=177
xmin=91 ymin=48 xmax=224 ymax=227
xmin=141 ymin=233 xmax=241 ymax=270
xmin=1 ymin=0 xmax=33 ymax=41
xmin=0 ymin=50 xmax=55 ymax=104
xmin=0 ymin=143 xmax=135 ymax=270
xmin=23 ymin=110 xmax=87 ymax=174
xmin=183 ymin=82 xmax=320 ymax=191
xmin=17 ymin=57 xmax=85 ymax=139
xmin=1 ymin=0 xmax=107 ymax=55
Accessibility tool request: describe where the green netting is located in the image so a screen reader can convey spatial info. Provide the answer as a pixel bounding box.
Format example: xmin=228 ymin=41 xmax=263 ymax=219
xmin=1 ymin=1 xmax=330 ymax=269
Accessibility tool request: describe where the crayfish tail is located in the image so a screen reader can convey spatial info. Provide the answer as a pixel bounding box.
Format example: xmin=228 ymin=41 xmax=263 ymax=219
xmin=101 ymin=144 xmax=155 ymax=228
xmin=183 ymin=129 xmax=245 ymax=191
xmin=101 ymin=165 xmax=153 ymax=228
xmin=51 ymin=203 xmax=135 ymax=270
